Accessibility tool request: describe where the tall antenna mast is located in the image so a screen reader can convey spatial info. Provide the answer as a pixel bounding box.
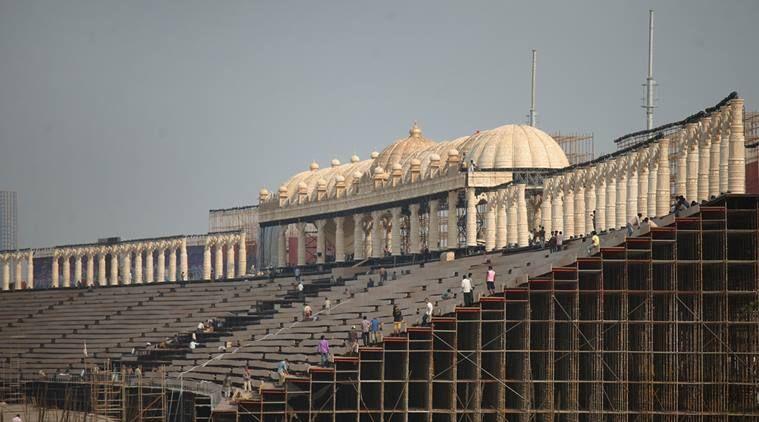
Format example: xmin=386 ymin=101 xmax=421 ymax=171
xmin=643 ymin=9 xmax=656 ymax=130
xmin=529 ymin=49 xmax=537 ymax=127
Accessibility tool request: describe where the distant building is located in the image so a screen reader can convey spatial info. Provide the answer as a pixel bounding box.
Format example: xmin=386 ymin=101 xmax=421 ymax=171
xmin=0 ymin=191 xmax=17 ymax=251
xmin=208 ymin=205 xmax=259 ymax=271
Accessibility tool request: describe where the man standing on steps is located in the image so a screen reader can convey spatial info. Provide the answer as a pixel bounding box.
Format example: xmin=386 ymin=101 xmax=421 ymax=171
xmin=423 ymin=298 xmax=434 ymax=326
xmin=360 ymin=315 xmax=371 ymax=346
xmin=461 ymin=275 xmax=473 ymax=306
xmin=317 ymin=335 xmax=330 ymax=367
xmin=486 ymin=266 xmax=496 ymax=296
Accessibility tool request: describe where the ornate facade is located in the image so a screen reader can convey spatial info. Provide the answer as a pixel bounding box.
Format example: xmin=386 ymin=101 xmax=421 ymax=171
xmin=258 ymin=94 xmax=747 ymax=267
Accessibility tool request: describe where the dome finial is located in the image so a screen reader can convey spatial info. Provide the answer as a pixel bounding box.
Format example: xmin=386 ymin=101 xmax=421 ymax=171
xmin=409 ymin=121 xmax=422 ymax=138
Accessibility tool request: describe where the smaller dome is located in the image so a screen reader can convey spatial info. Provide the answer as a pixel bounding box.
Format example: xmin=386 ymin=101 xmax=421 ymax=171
xmin=317 ymin=178 xmax=327 ymax=187
xmin=351 ymin=155 xmax=360 ymax=163
xmin=370 ymin=151 xmax=379 ymax=159
xmin=331 ymin=159 xmax=341 ymax=167
xmin=298 ymin=181 xmax=308 ymax=190
xmin=373 ymin=166 xmax=385 ymax=176
xmin=409 ymin=121 xmax=422 ymax=138
xmin=352 ymin=171 xmax=363 ymax=179
xmin=335 ymin=175 xmax=346 ymax=183
xmin=410 ymin=158 xmax=421 ymax=166
xmin=279 ymin=185 xmax=288 ymax=192
xmin=259 ymin=188 xmax=270 ymax=196
xmin=448 ymin=149 xmax=459 ymax=157
xmin=309 ymin=161 xmax=319 ymax=171
xmin=392 ymin=162 xmax=403 ymax=171
xmin=429 ymin=153 xmax=441 ymax=162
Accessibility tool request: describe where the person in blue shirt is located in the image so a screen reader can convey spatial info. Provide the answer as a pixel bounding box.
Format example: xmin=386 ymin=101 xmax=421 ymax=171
xmin=369 ymin=317 xmax=382 ymax=345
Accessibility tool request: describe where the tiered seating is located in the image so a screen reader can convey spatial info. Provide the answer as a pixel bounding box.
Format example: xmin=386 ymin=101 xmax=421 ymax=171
xmin=165 ymin=227 xmax=633 ymax=390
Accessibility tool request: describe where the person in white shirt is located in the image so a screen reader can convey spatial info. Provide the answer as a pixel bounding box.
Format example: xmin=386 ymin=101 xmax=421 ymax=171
xmin=423 ymin=298 xmax=434 ymax=326
xmin=627 ymin=213 xmax=643 ymax=236
xmin=461 ymin=275 xmax=473 ymax=306
xmin=12 ymin=414 xmax=22 ymax=422
xmin=485 ymin=266 xmax=496 ymax=295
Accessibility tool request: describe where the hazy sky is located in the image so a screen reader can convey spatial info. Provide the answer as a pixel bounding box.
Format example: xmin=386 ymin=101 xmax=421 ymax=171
xmin=1 ymin=1 xmax=757 ymax=249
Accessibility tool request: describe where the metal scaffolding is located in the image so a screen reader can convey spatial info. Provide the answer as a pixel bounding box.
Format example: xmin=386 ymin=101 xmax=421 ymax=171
xmin=242 ymin=194 xmax=759 ymax=421
xmin=551 ymin=133 xmax=594 ymax=166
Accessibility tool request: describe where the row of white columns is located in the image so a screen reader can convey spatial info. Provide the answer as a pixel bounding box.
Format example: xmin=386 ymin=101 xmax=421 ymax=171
xmin=51 ymin=239 xmax=189 ymax=288
xmin=276 ymin=184 xmax=531 ymax=266
xmin=201 ymin=232 xmax=247 ymax=280
xmin=542 ymin=98 xmax=746 ymax=237
xmin=0 ymin=251 xmax=34 ymax=291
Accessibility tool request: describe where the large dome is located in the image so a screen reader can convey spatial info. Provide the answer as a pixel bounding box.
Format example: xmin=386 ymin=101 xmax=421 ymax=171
xmin=372 ymin=122 xmax=435 ymax=172
xmin=452 ymin=124 xmax=569 ymax=169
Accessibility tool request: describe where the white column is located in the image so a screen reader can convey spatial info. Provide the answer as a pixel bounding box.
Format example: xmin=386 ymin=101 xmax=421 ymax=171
xmin=584 ymin=186 xmax=595 ymax=234
xmin=14 ymin=258 xmax=21 ymax=289
xmin=122 ymin=251 xmax=132 ymax=285
xmin=447 ymin=190 xmax=459 ymax=249
xmin=551 ymin=192 xmax=563 ymax=236
xmin=110 ymin=253 xmax=119 ymax=286
xmin=563 ymin=188 xmax=574 ymax=238
xmin=168 ymin=247 xmax=177 ymax=281
xmin=237 ymin=234 xmax=246 ymax=277
xmin=27 ymin=252 xmax=34 ymax=289
xmin=224 ymin=243 xmax=234 ymax=279
xmin=62 ymin=256 xmax=71 ymax=288
xmin=574 ymin=185 xmax=585 ymax=236
xmin=595 ymin=181 xmax=606 ymax=232
xmin=352 ymin=216 xmax=364 ymax=260
xmin=720 ymin=123 xmax=730 ymax=194
xmin=647 ymin=163 xmax=657 ymax=218
xmin=728 ymin=99 xmax=746 ymax=193
xmin=334 ymin=217 xmax=345 ymax=263
xmin=203 ymin=246 xmax=212 ymax=279
xmin=297 ymin=223 xmax=307 ymax=265
xmin=686 ymin=144 xmax=699 ymax=202
xmin=214 ymin=243 xmax=223 ymax=278
xmin=675 ymin=144 xmax=688 ymax=197
xmin=371 ymin=212 xmax=383 ymax=257
xmin=698 ymin=136 xmax=711 ymax=202
xmin=606 ymin=178 xmax=616 ymax=230
xmin=278 ymin=227 xmax=289 ymax=266
xmin=484 ymin=200 xmax=497 ymax=251
xmin=541 ymin=192 xmax=552 ymax=236
xmin=638 ymin=166 xmax=649 ymax=218
xmin=134 ymin=249 xmax=143 ymax=284
xmin=98 ymin=254 xmax=106 ymax=286
xmin=1 ymin=259 xmax=9 ymax=291
xmin=73 ymin=255 xmax=82 ymax=286
xmin=390 ymin=207 xmax=402 ymax=255
xmin=709 ymin=129 xmax=721 ymax=198
xmin=157 ymin=248 xmax=166 ymax=282
xmin=409 ymin=204 xmax=421 ymax=254
xmin=627 ymin=169 xmax=638 ymax=222
xmin=428 ymin=200 xmax=440 ymax=251
xmin=516 ymin=185 xmax=529 ymax=247
xmin=616 ymin=172 xmax=627 ymax=229
xmin=145 ymin=249 xmax=154 ymax=283
xmin=656 ymin=138 xmax=671 ymax=216
xmin=51 ymin=256 xmax=59 ymax=288
xmin=181 ymin=239 xmax=190 ymax=280
xmin=496 ymin=194 xmax=508 ymax=249
xmin=315 ymin=220 xmax=326 ymax=264
xmin=465 ymin=189 xmax=478 ymax=247
xmin=507 ymin=194 xmax=518 ymax=247
xmin=86 ymin=254 xmax=94 ymax=286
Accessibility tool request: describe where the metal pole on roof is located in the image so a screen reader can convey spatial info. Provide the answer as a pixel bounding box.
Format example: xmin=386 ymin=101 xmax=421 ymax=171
xmin=643 ymin=9 xmax=656 ymax=131
xmin=529 ymin=49 xmax=537 ymax=127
